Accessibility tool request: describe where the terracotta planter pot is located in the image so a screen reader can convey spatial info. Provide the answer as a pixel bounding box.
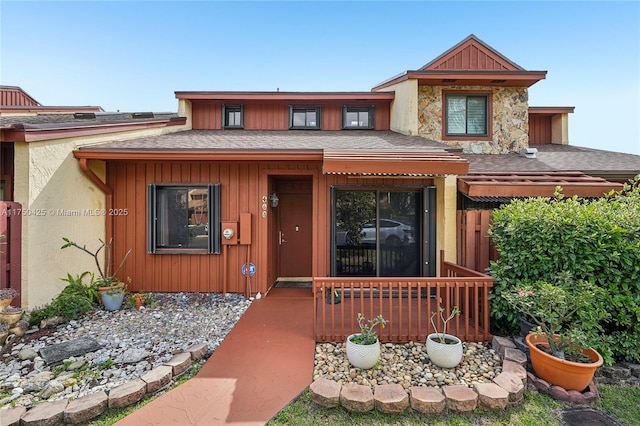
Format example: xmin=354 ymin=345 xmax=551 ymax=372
xmin=0 ymin=298 xmax=13 ymax=310
xmin=525 ymin=333 xmax=603 ymax=391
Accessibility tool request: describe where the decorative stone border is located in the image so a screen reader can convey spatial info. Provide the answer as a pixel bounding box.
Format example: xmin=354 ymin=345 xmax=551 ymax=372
xmin=309 ymin=336 xmax=527 ymax=415
xmin=0 ymin=343 xmax=208 ymax=426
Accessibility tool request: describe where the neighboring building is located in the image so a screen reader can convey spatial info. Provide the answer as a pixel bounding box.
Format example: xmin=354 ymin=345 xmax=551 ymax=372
xmin=1 ymin=35 xmax=639 ymax=312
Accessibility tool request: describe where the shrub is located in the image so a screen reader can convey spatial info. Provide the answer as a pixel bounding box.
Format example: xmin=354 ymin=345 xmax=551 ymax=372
xmin=488 ymin=176 xmax=640 ymax=363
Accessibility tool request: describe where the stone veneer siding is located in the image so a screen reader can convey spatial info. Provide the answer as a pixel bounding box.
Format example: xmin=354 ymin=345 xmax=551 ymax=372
xmin=418 ymin=85 xmax=529 ymax=154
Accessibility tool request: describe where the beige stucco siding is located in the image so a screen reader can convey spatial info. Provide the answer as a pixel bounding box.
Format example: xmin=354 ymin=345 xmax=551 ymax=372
xmin=15 ymin=124 xmax=188 ymax=309
xmin=435 ymin=175 xmax=458 ymax=271
xmin=375 ymin=80 xmax=418 ymax=136
xmin=418 ymin=85 xmax=529 ymax=154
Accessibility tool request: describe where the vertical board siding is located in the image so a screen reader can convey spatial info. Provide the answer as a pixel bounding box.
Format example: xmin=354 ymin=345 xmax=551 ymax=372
xmin=191 ymin=101 xmax=391 ymax=130
xmin=529 ymin=114 xmax=552 ymax=144
xmin=456 ymin=210 xmax=498 ymax=273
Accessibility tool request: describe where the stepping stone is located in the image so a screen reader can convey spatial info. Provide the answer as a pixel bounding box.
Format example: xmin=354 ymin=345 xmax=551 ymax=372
xmin=0 ymin=406 xmax=26 ymax=426
xmin=502 ymin=360 xmax=527 ymax=385
xmin=309 ymin=378 xmax=341 ymax=408
xmin=504 ymin=347 xmax=527 ymax=366
xmin=20 ymin=398 xmax=68 ymax=426
xmin=409 ymin=386 xmax=445 ymax=414
xmin=374 ymin=383 xmax=409 ymax=413
xmin=39 ymin=337 xmax=102 ymax=365
xmin=442 ymin=385 xmax=478 ymax=412
xmin=340 ymin=383 xmax=374 ymax=413
xmin=108 ymin=379 xmax=147 ymax=409
xmin=164 ymin=352 xmax=192 ymax=377
xmin=474 ymin=382 xmax=509 ymax=410
xmin=64 ymin=391 xmax=108 ymax=424
xmin=141 ymin=365 xmax=174 ymax=394
xmin=186 ymin=343 xmax=208 ymax=360
xmin=493 ymin=372 xmax=525 ymax=404
xmin=492 ymin=336 xmax=515 ymax=357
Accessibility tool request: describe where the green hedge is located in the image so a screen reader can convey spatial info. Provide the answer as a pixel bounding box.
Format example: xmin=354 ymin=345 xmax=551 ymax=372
xmin=488 ymin=176 xmax=640 ymax=364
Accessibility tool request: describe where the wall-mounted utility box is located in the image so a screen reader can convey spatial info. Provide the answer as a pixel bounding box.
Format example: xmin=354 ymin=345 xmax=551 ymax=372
xmin=221 ymin=221 xmax=239 ymax=245
xmin=240 ymin=212 xmax=252 ymax=245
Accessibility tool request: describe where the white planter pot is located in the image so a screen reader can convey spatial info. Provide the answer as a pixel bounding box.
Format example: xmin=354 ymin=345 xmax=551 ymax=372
xmin=346 ymin=334 xmax=381 ymax=369
xmin=426 ymin=333 xmax=463 ymax=368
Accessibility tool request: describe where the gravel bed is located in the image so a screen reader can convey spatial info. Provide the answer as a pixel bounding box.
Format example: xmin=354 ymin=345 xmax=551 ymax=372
xmin=0 ymin=292 xmax=250 ymax=408
xmin=313 ymin=340 xmax=502 ymax=389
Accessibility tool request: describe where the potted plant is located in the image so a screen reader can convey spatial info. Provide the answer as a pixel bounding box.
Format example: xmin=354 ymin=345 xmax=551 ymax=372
xmin=426 ymin=305 xmax=463 ymax=368
xmin=0 ymin=288 xmax=18 ymax=310
xmin=61 ymin=237 xmax=132 ymax=311
xmin=0 ymin=306 xmax=24 ymax=326
xmin=326 ymin=288 xmax=341 ymax=305
xmin=503 ymin=273 xmax=608 ymax=391
xmin=346 ymin=313 xmax=387 ymax=369
xmin=131 ymin=292 xmax=146 ymax=309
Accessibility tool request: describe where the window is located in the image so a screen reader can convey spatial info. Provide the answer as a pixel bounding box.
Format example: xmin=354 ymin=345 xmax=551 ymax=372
xmin=289 ymin=106 xmax=321 ymax=129
xmin=445 ymin=94 xmax=488 ymax=136
xmin=148 ymin=184 xmax=221 ymax=254
xmin=223 ymin=105 xmax=243 ymax=128
xmin=342 ymin=106 xmax=374 ymax=129
xmin=331 ymin=187 xmax=436 ymax=277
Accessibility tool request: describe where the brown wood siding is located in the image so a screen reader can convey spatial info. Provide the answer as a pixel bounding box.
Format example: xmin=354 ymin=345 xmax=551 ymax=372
xmin=528 ymin=114 xmax=552 ymax=144
xmin=191 ymin=102 xmax=222 ymax=130
xmin=108 ymin=160 xmax=433 ymax=295
xmin=0 ymin=87 xmax=39 ymax=106
xmin=456 ymin=210 xmax=498 ymax=273
xmin=429 ymin=45 xmax=510 ymax=71
xmin=191 ymin=101 xmax=391 ymax=130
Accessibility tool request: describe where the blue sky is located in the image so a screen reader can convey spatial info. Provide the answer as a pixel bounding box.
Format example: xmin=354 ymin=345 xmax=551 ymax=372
xmin=2 ymin=1 xmax=639 ymax=154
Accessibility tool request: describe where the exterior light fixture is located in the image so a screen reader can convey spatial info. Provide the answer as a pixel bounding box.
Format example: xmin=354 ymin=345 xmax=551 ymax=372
xmin=268 ymin=193 xmax=279 ymax=208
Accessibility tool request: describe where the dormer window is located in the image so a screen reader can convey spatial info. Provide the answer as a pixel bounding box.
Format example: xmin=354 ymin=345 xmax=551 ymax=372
xmin=342 ymin=106 xmax=374 ymax=129
xmin=289 ymin=106 xmax=321 ymax=129
xmin=223 ymin=105 xmax=243 ymax=129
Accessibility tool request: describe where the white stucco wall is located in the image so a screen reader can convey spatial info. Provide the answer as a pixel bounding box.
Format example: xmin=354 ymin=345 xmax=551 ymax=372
xmin=15 ymin=123 xmax=188 ymax=309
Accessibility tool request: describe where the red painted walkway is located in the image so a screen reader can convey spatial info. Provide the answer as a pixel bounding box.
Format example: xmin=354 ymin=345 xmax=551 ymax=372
xmin=116 ymin=287 xmax=315 ymax=425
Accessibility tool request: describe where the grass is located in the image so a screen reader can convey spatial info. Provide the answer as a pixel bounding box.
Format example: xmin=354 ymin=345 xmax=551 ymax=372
xmin=269 ymin=385 xmax=640 ymax=426
xmin=78 ymin=367 xmax=639 ymax=426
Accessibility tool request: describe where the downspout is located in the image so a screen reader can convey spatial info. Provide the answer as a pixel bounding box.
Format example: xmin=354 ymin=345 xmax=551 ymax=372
xmin=78 ymin=158 xmax=113 ymax=244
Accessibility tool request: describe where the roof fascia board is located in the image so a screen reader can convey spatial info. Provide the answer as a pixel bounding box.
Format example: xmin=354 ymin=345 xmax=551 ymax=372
xmin=373 ymin=70 xmax=546 ymax=91
xmin=73 ymin=150 xmax=324 ymax=161
xmin=175 ymin=92 xmax=395 ymax=101
xmin=529 ymin=106 xmax=575 ymax=114
xmin=2 ymin=117 xmax=186 ymax=142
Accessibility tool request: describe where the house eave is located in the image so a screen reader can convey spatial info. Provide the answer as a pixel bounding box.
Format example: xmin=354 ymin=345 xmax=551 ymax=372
xmin=373 ymin=70 xmax=547 ymax=91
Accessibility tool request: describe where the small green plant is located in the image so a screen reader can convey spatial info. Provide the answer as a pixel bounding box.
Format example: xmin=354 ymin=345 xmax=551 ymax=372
xmin=349 ymin=313 xmax=387 ymax=345
xmin=61 ymin=237 xmax=132 ymax=287
xmin=430 ymin=305 xmax=461 ymax=344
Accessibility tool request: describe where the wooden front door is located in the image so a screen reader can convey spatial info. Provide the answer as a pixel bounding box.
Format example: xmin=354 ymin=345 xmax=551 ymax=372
xmin=277 ymin=180 xmax=312 ymax=278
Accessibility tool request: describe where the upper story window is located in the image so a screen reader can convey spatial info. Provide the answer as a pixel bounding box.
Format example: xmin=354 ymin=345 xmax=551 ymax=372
xmin=223 ymin=105 xmax=243 ymax=128
xmin=445 ymin=94 xmax=488 ymax=136
xmin=289 ymin=106 xmax=321 ymax=129
xmin=148 ymin=184 xmax=221 ymax=254
xmin=342 ymin=106 xmax=374 ymax=129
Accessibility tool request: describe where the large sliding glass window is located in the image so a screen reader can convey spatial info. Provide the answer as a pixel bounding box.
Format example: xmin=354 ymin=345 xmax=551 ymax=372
xmin=332 ymin=188 xmax=435 ymax=277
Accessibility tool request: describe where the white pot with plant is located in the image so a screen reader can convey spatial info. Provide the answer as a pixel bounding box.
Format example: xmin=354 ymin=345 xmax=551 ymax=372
xmin=426 ymin=306 xmax=463 ymax=368
xmin=346 ymin=313 xmax=387 ymax=369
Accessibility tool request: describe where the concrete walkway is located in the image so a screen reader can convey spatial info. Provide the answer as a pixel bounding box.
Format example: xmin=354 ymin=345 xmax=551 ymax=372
xmin=115 ymin=288 xmax=315 ymax=425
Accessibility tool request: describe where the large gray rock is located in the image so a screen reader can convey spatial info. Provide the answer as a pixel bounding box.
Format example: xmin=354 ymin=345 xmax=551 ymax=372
xmin=39 ymin=337 xmax=101 ymax=365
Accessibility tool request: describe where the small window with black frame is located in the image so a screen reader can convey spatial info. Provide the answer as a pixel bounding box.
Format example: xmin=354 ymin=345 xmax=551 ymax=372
xmin=148 ymin=184 xmax=221 ymax=254
xmin=289 ymin=106 xmax=321 ymax=129
xmin=342 ymin=106 xmax=374 ymax=129
xmin=223 ymin=105 xmax=244 ymax=129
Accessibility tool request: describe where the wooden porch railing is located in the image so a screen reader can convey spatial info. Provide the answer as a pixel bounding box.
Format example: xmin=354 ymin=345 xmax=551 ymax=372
xmin=0 ymin=202 xmax=22 ymax=306
xmin=313 ymin=252 xmax=494 ymax=343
